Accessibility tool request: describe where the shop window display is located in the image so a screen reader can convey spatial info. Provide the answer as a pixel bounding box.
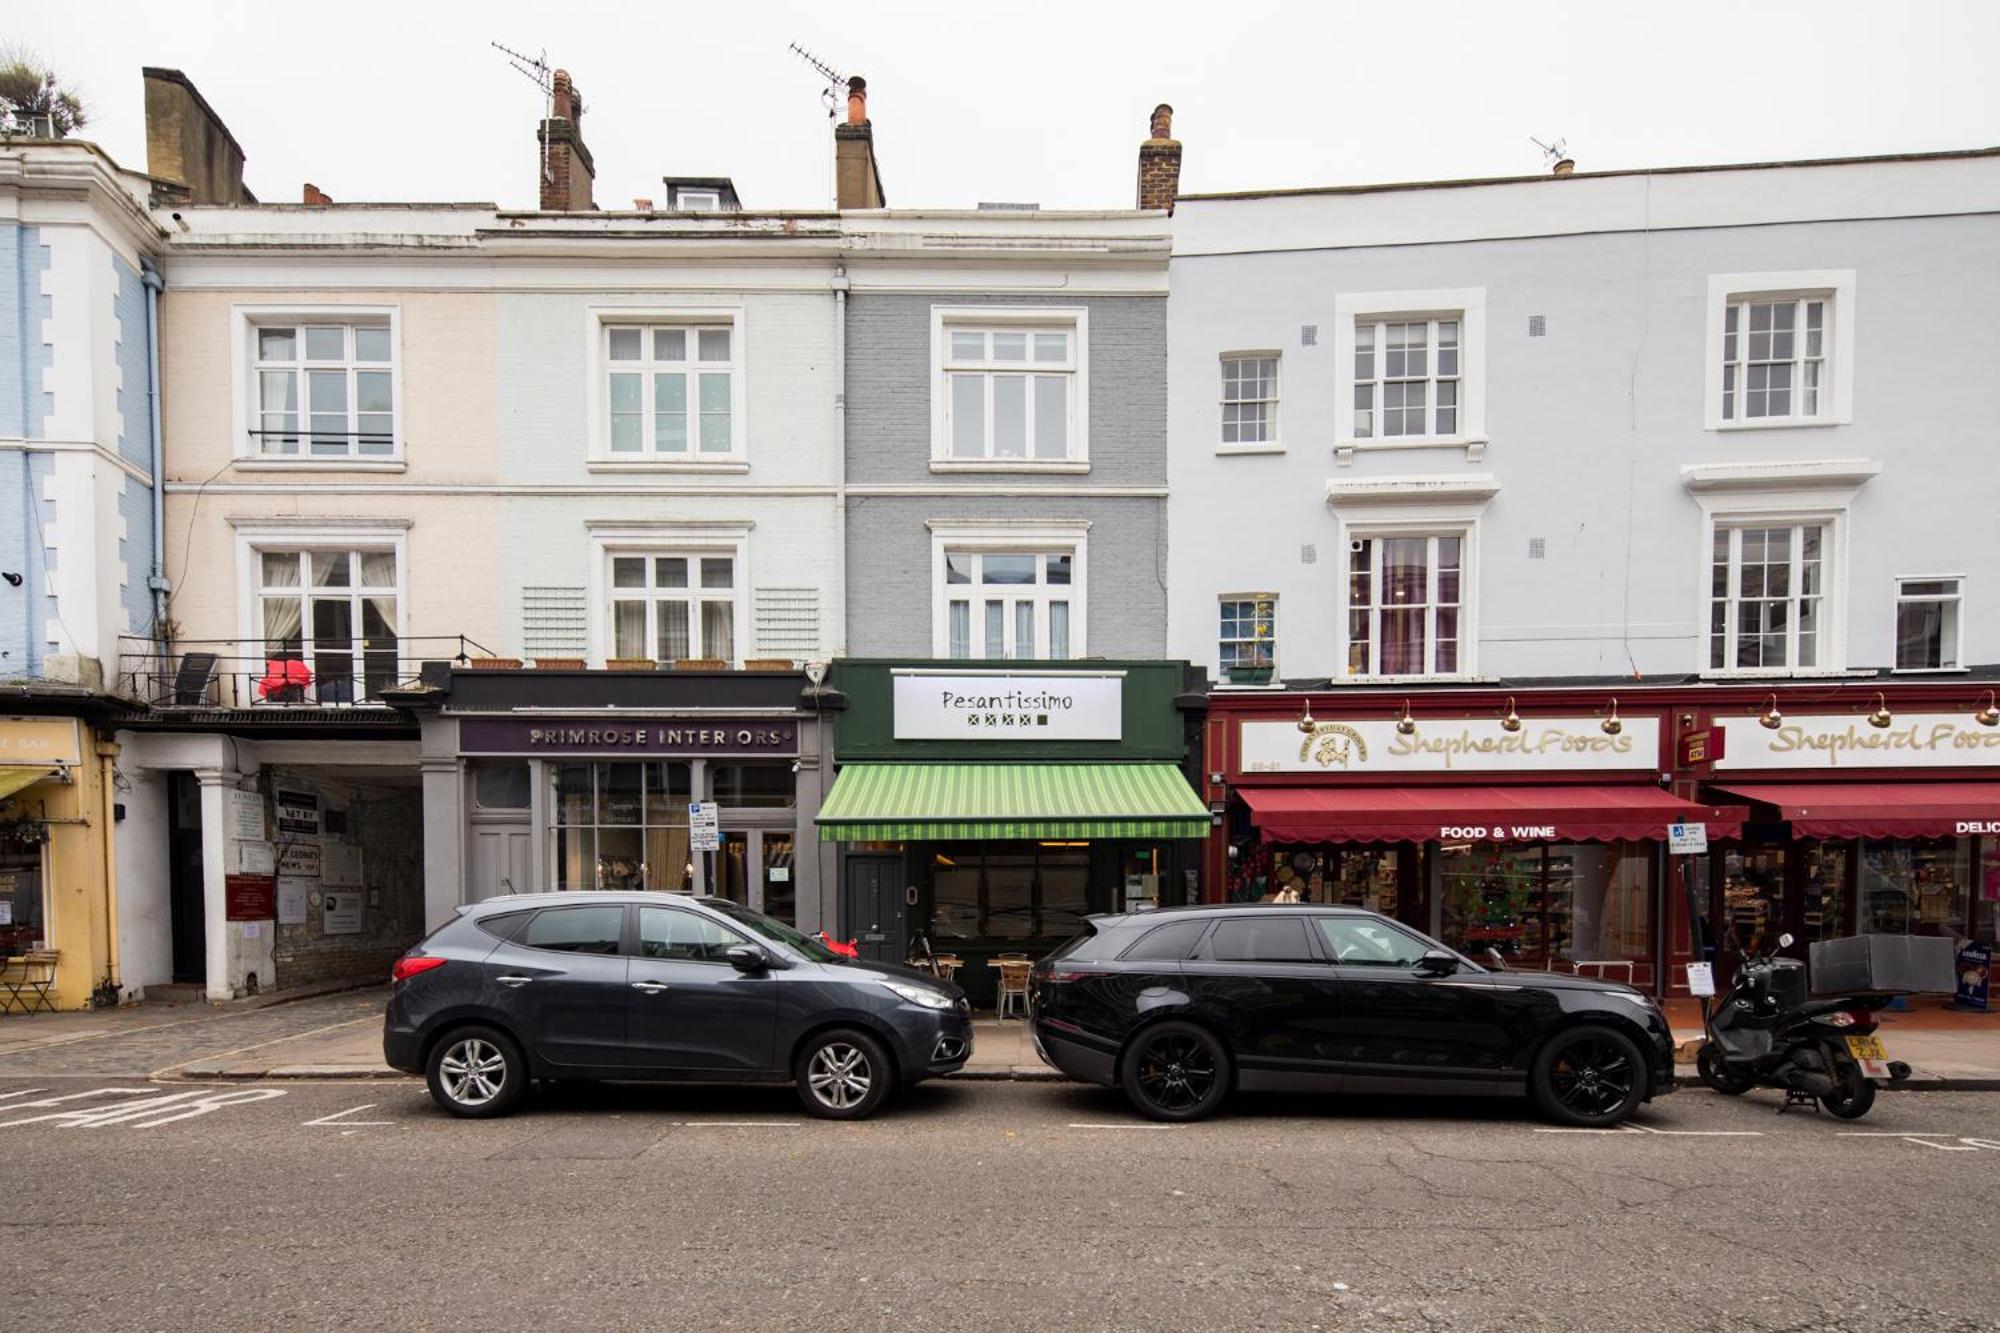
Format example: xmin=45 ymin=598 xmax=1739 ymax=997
xmin=1258 ymin=846 xmax=1399 ymax=915
xmin=1718 ymin=847 xmax=1784 ymax=952
xmin=929 ymin=843 xmax=1092 ymax=940
xmin=550 ymin=761 xmax=692 ymax=891
xmin=0 ymin=845 xmax=44 ymax=954
xmin=1860 ymin=838 xmax=1969 ymax=938
xmin=1800 ymin=842 xmax=1851 ymax=942
xmin=1440 ymin=842 xmax=1651 ymax=974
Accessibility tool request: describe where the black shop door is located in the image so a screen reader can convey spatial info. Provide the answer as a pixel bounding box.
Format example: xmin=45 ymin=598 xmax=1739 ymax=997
xmin=843 ymin=855 xmax=907 ymax=965
xmin=167 ymin=771 xmax=206 ymax=984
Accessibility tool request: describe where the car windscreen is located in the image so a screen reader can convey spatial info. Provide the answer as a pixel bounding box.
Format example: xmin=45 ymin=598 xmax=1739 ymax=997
xmin=703 ymin=899 xmax=843 ymax=963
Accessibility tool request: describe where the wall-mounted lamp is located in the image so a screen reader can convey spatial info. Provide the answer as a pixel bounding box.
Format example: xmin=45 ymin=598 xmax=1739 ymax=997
xmin=1599 ymin=697 xmax=1623 ymax=736
xmin=1976 ymin=691 xmax=2000 ymax=728
xmin=1758 ymin=694 xmax=1783 ymax=730
xmin=1866 ymin=692 xmax=1893 ymax=729
xmin=0 ymin=571 xmax=22 ymax=587
xmin=1296 ymin=698 xmax=1317 ymax=734
xmin=1499 ymin=696 xmax=1522 ymax=733
xmin=804 ymin=660 xmax=828 ymax=688
xmin=1395 ymin=699 xmax=1417 ymax=736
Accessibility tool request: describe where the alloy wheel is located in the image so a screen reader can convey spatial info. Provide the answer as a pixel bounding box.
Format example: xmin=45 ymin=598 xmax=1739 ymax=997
xmin=439 ymin=1037 xmax=508 ymax=1107
xmin=1548 ymin=1037 xmax=1635 ymax=1117
xmin=807 ymin=1042 xmax=874 ymax=1111
xmin=1133 ymin=1032 xmax=1218 ymax=1114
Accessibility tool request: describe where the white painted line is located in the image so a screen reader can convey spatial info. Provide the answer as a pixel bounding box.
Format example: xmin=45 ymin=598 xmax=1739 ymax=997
xmin=1066 ymin=1122 xmax=1183 ymax=1130
xmin=1533 ymin=1125 xmax=1642 ymax=1134
xmin=303 ymin=1103 xmax=394 ymax=1128
xmin=1628 ymin=1124 xmax=1764 ymax=1137
xmin=1835 ymin=1131 xmax=1949 ymax=1137
xmin=674 ymin=1121 xmax=801 ymax=1128
xmin=126 ymin=1089 xmax=287 ymax=1128
xmin=0 ymin=1088 xmax=48 ymax=1103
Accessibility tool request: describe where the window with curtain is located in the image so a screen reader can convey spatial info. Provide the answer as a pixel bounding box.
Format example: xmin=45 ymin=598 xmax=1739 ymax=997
xmin=251 ymin=322 xmax=395 ymax=457
xmin=1346 ymin=533 xmax=1463 ymax=677
xmin=607 ymin=552 xmax=736 ymax=665
xmin=255 ymin=548 xmax=399 ymax=703
xmin=550 ymin=761 xmax=692 ymax=892
xmin=941 ymin=550 xmax=1076 ymax=660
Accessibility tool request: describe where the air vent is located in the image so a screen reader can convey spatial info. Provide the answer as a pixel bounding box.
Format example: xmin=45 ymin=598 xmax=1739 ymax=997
xmin=1301 ymin=324 xmax=1318 ymax=347
xmin=1528 ymin=315 xmax=1547 ymax=337
xmin=1300 ymin=544 xmax=1317 ymax=565
xmin=1528 ymin=537 xmax=1547 ymax=559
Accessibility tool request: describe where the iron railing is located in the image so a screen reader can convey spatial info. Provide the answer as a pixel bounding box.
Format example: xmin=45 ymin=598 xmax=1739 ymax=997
xmin=117 ymin=635 xmax=493 ymax=709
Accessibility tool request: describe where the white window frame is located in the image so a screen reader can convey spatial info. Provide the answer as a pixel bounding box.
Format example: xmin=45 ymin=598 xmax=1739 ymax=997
xmin=1327 ymin=479 xmax=1497 ymax=682
xmin=675 ymin=190 xmax=722 ymax=212
xmin=927 ymin=520 xmax=1089 ymax=660
xmin=1706 ymin=521 xmax=1833 ymax=677
xmin=586 ymin=523 xmax=751 ymax=668
xmin=1333 ymin=288 xmax=1487 ymax=465
xmin=1218 ymin=592 xmax=1279 ymax=682
xmin=929 ymin=306 xmax=1090 ymax=473
xmin=584 ymin=307 xmax=748 ymax=472
xmin=230 ymin=306 xmax=404 ymax=469
xmin=1704 ymin=270 xmax=1855 ymax=430
xmin=1218 ymin=352 xmax=1282 ymax=454
xmin=1892 ymin=574 xmax=1967 ymax=674
xmin=229 ymin=520 xmax=411 ymax=705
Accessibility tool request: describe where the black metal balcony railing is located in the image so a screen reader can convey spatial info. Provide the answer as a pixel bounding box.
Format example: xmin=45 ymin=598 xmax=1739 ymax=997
xmin=246 ymin=428 xmax=396 ymax=457
xmin=118 ymin=636 xmax=492 ymax=709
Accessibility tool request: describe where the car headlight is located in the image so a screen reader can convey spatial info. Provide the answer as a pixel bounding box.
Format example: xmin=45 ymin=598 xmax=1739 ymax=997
xmin=1600 ymin=990 xmax=1660 ymax=1012
xmin=880 ymin=979 xmax=956 ymax=1011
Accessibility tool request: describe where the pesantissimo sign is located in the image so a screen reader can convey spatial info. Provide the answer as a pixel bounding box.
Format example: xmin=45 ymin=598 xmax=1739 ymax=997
xmin=1715 ymin=714 xmax=2000 ymax=771
xmin=892 ymin=670 xmax=1123 ymax=741
xmin=1240 ymin=716 xmax=1660 ymax=774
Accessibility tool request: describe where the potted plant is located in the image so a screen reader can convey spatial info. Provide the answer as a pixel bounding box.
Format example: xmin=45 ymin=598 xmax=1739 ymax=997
xmin=530 ymin=657 xmax=586 ymax=670
xmin=465 ymin=657 xmax=523 ymax=670
xmin=605 ymin=658 xmax=657 ymax=671
xmin=743 ymin=658 xmax=796 ymax=672
xmin=1225 ymin=659 xmax=1274 ymax=685
xmin=672 ymin=657 xmax=728 ymax=671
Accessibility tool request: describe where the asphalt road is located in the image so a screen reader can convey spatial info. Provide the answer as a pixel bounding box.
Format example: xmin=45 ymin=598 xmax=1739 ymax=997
xmin=2 ymin=1064 xmax=1997 ymax=1333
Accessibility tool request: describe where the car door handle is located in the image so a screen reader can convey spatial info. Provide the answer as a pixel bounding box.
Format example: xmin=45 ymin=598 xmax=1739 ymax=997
xmin=631 ymin=980 xmax=671 ymax=993
xmin=496 ymin=974 xmax=536 ymax=987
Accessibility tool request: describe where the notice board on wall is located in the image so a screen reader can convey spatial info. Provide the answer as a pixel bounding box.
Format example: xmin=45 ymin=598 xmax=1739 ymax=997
xmin=224 ymin=874 xmax=277 ymax=921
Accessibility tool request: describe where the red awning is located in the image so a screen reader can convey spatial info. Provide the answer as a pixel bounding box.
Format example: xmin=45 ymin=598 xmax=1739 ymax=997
xmin=1241 ymin=784 xmax=1747 ymax=844
xmin=1711 ymin=782 xmax=2000 ymax=839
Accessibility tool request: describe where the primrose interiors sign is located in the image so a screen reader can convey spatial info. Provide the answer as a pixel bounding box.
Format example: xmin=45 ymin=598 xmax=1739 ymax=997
xmin=892 ymin=671 xmax=1124 ymax=741
xmin=1240 ymin=715 xmax=1660 ymax=774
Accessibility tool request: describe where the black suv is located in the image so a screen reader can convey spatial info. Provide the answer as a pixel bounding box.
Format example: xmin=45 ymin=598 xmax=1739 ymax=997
xmin=1029 ymin=904 xmax=1674 ymax=1125
xmin=385 ymin=893 xmax=972 ymax=1120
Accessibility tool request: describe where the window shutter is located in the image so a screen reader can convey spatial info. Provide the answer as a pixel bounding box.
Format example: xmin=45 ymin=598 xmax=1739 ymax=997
xmin=753 ymin=586 xmax=820 ymax=658
xmin=523 ymin=586 xmax=588 ymax=657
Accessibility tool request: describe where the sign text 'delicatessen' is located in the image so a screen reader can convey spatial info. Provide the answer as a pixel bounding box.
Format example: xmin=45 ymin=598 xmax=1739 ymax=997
xmin=892 ymin=671 xmax=1124 ymax=741
xmin=457 ymin=717 xmax=797 ymax=756
xmin=1240 ymin=716 xmax=1661 ymax=774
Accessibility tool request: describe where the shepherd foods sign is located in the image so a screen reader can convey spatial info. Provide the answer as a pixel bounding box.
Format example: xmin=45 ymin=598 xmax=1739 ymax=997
xmin=1715 ymin=714 xmax=2000 ymax=771
xmin=1240 ymin=716 xmax=1660 ymax=774
xmin=893 ymin=671 xmax=1123 ymax=741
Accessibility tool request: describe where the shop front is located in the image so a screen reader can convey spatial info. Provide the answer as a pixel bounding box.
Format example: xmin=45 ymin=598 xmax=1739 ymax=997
xmin=401 ymin=667 xmax=836 ymax=933
xmin=818 ymin=662 xmax=1210 ymax=1006
xmin=1678 ymin=699 xmax=2000 ymax=991
xmin=1208 ymin=691 xmax=1746 ymax=995
xmin=0 ymin=714 xmax=119 ymax=1010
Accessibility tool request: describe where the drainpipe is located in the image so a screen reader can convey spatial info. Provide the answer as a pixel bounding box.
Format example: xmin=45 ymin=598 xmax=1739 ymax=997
xmin=831 ymin=261 xmax=849 ymax=658
xmin=96 ymin=739 xmax=123 ymax=1004
xmin=140 ymin=262 xmax=168 ymax=638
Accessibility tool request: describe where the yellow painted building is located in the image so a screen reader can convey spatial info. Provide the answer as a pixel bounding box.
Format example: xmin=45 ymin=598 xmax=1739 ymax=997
xmin=0 ymin=716 xmax=121 ymax=1011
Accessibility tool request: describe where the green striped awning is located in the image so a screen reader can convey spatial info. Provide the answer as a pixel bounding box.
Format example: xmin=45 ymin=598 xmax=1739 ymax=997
xmin=816 ymin=763 xmax=1211 ymax=842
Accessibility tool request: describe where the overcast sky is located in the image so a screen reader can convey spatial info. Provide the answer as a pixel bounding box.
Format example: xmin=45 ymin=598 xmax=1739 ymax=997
xmin=17 ymin=0 xmax=2000 ymax=211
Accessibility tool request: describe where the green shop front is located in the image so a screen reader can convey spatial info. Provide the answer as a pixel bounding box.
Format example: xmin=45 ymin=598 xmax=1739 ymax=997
xmin=818 ymin=662 xmax=1210 ymax=1006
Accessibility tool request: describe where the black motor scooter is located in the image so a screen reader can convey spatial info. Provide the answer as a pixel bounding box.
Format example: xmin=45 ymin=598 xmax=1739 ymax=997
xmin=1694 ymin=931 xmax=1912 ymax=1118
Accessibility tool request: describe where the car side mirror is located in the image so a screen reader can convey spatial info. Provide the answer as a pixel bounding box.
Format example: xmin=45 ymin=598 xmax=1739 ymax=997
xmin=724 ymin=945 xmax=769 ymax=974
xmin=1416 ymin=949 xmax=1460 ymax=977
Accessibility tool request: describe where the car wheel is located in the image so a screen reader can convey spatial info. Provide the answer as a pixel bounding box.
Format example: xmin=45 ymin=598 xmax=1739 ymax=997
xmin=795 ymin=1029 xmax=893 ymax=1120
xmin=1696 ymin=1042 xmax=1754 ymax=1095
xmin=1120 ymin=1021 xmax=1230 ymax=1123
xmin=1532 ymin=1025 xmax=1647 ymax=1127
xmin=1819 ymin=1060 xmax=1877 ymax=1120
xmin=426 ymin=1025 xmax=527 ymax=1118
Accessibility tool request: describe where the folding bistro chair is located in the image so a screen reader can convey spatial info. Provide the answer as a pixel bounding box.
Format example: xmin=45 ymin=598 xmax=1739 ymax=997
xmin=0 ymin=950 xmax=59 ymax=1015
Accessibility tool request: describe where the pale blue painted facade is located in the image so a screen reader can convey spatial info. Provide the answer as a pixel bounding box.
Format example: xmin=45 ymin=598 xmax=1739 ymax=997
xmin=113 ymin=254 xmax=157 ymax=638
xmin=1 ymin=222 xmax=54 ymax=677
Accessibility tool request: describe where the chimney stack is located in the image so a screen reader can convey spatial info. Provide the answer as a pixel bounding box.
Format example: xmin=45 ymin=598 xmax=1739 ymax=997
xmin=303 ymin=182 xmax=332 ymax=205
xmin=537 ymin=69 xmax=596 ymax=211
xmin=1137 ymin=104 xmax=1181 ymax=212
xmin=834 ymin=75 xmax=886 ymax=209
xmin=142 ymin=67 xmax=255 ymax=205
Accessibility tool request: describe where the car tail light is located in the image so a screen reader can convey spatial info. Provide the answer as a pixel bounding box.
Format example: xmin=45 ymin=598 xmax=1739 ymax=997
xmin=1040 ymin=967 xmax=1110 ymax=984
xmin=391 ymin=955 xmax=446 ymax=983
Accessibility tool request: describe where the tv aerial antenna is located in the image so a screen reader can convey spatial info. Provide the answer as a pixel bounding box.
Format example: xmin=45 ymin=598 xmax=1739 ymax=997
xmin=1530 ymin=135 xmax=1569 ymax=170
xmin=788 ymin=43 xmax=846 ymax=121
xmin=493 ymin=41 xmax=558 ymax=188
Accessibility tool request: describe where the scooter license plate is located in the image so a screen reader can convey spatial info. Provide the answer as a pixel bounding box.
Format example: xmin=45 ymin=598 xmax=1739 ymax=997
xmin=1846 ymin=1034 xmax=1888 ymax=1061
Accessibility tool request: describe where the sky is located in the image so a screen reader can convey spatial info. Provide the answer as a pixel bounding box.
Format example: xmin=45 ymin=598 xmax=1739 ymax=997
xmin=14 ymin=0 xmax=2000 ymax=211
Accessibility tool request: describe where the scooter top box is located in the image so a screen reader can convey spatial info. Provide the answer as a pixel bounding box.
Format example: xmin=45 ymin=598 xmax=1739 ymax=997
xmin=1808 ymin=933 xmax=1957 ymax=995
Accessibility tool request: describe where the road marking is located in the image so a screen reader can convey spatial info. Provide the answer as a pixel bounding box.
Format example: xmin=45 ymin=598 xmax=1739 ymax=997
xmin=1535 ymin=1124 xmax=1765 ymax=1136
xmin=303 ymin=1102 xmax=394 ymax=1128
xmin=150 ymin=1014 xmax=376 ymax=1080
xmin=1836 ymin=1132 xmax=2000 ymax=1152
xmin=0 ymin=1088 xmax=49 ymax=1103
xmin=0 ymin=1085 xmax=286 ymax=1130
xmin=1066 ymin=1122 xmax=1183 ymax=1130
xmin=674 ymin=1120 xmax=800 ymax=1128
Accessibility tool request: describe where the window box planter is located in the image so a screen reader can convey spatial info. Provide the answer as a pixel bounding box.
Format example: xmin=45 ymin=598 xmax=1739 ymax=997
xmin=672 ymin=658 xmax=728 ymax=671
xmin=606 ymin=658 xmax=658 ymax=671
xmin=465 ymin=657 xmax=523 ymax=671
xmin=743 ymin=658 xmax=796 ymax=672
xmin=1225 ymin=665 xmax=1275 ymax=686
xmin=530 ymin=657 xmax=586 ymax=671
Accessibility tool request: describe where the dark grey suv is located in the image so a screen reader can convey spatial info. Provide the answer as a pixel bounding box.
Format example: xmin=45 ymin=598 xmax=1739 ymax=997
xmin=384 ymin=893 xmax=971 ymax=1119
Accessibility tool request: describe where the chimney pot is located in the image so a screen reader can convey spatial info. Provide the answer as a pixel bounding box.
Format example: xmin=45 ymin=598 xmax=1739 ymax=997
xmin=1553 ymin=157 xmax=1575 ymax=177
xmin=845 ymin=76 xmax=868 ymax=126
xmin=634 ymin=197 xmax=654 ymax=211
xmin=1149 ymin=104 xmax=1173 ymax=140
xmin=303 ymin=182 xmax=332 ymax=205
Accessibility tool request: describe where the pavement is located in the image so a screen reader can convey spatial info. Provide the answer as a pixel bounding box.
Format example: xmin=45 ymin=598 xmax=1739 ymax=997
xmin=3 ymin=986 xmax=1998 ymax=1088
xmin=2 ymin=1074 xmax=1998 ymax=1330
